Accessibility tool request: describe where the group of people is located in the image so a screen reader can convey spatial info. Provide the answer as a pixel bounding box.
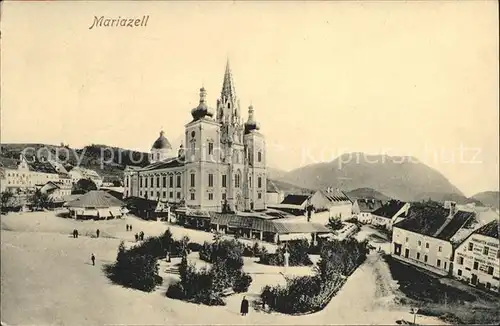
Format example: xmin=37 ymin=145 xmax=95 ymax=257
xmin=72 ymin=229 xmax=79 ymax=238
xmin=135 ymin=231 xmax=145 ymax=242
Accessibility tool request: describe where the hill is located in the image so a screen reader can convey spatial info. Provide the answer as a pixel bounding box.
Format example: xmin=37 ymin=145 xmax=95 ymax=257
xmin=471 ymin=191 xmax=500 ymax=209
xmin=413 ymin=192 xmax=484 ymax=206
xmin=345 ymin=187 xmax=391 ymax=201
xmin=279 ymin=153 xmax=464 ymax=202
xmin=267 ymin=179 xmax=313 ymax=195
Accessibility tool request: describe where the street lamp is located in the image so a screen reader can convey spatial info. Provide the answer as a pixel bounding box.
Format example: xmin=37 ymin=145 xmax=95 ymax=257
xmin=410 ymin=307 xmax=419 ymax=325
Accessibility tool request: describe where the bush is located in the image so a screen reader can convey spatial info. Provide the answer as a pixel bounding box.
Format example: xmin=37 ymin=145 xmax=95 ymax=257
xmin=260 ymin=239 xmax=313 ymax=266
xmin=233 ymin=272 xmax=252 ymax=293
xmin=187 ymin=242 xmax=203 ymax=252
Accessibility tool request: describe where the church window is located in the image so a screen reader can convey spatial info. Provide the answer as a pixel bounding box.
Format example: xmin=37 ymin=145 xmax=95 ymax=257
xmin=177 ymin=175 xmax=181 ymax=188
xmin=169 ymin=176 xmax=174 ymax=188
xmin=177 ymin=192 xmax=181 ymax=199
xmin=145 ymin=177 xmax=148 ymax=188
xmin=156 ymin=176 xmax=160 ymax=187
xmin=157 ymin=153 xmax=160 ymax=160
xmin=126 ymin=177 xmax=129 ymax=187
xmin=222 ymin=175 xmax=227 ymax=188
xmin=150 ymin=176 xmax=154 ymax=187
xmin=258 ymin=193 xmax=262 ymax=199
xmin=190 ymin=173 xmax=195 ymax=187
xmin=208 ymin=173 xmax=214 ymax=187
xmin=228 ymin=102 xmax=231 ymax=109
xmin=140 ymin=191 xmax=142 ymax=197
xmin=163 ymin=176 xmax=166 ymax=187
xmin=190 ymin=193 xmax=195 ymax=200
xmin=258 ymin=151 xmax=262 ymax=162
xmin=235 ymin=174 xmax=240 ymax=188
xmin=150 ymin=191 xmax=154 ymax=197
xmin=169 ymin=191 xmax=173 ymax=198
xmin=208 ymin=193 xmax=214 ymax=201
xmin=258 ymin=177 xmax=262 ymax=188
xmin=208 ymin=142 xmax=214 ymax=155
xmin=157 ymin=191 xmax=160 ymax=198
xmin=163 ymin=191 xmax=166 ymax=198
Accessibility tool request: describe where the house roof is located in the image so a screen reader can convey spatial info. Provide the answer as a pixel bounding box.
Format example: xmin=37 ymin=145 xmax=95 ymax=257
xmin=141 ymin=157 xmax=184 ymax=171
xmin=280 ymin=194 xmax=310 ymax=206
xmin=65 ymin=190 xmax=124 ymax=208
xmin=372 ymin=200 xmax=407 ymax=219
xmin=473 ymin=219 xmax=499 ymax=239
xmin=394 ymin=203 xmax=475 ymax=241
xmin=356 ymin=198 xmax=384 ymax=213
xmin=319 ymin=189 xmax=352 ymax=204
xmin=266 ymin=179 xmax=281 ymax=193
xmin=0 ymin=156 xmax=19 ymax=169
xmin=29 ymin=160 xmax=58 ymax=174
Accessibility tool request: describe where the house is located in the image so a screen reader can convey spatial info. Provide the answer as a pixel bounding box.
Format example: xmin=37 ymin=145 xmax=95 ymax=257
xmin=452 ymin=220 xmax=499 ymax=293
xmin=124 ymin=196 xmax=171 ymax=221
xmin=64 ymin=190 xmax=125 ymax=219
xmin=308 ymin=187 xmax=353 ymax=224
xmin=266 ymin=180 xmax=285 ymax=205
xmin=68 ymin=167 xmax=104 ymax=188
xmin=39 ymin=181 xmax=72 ymax=207
xmin=351 ymin=198 xmax=384 ymax=223
xmin=269 ymin=194 xmax=311 ymax=217
xmin=392 ymin=202 xmax=476 ymax=276
xmin=371 ymin=200 xmax=410 ymax=230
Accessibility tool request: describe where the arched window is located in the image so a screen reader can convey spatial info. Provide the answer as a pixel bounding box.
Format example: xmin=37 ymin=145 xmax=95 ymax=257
xmin=235 ymin=173 xmax=241 ymax=188
xmin=258 ymin=151 xmax=262 ymax=162
xmin=228 ymin=102 xmax=231 ymax=109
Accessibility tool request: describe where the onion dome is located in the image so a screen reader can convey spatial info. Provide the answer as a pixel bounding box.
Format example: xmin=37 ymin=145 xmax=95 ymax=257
xmin=151 ymin=130 xmax=172 ymax=150
xmin=244 ymin=104 xmax=260 ymax=134
xmin=191 ymin=87 xmax=214 ymax=121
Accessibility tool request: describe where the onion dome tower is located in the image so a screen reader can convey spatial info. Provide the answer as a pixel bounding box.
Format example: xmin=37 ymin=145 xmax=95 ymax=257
xmin=191 ymin=87 xmax=214 ymax=121
xmin=244 ymin=104 xmax=260 ymax=134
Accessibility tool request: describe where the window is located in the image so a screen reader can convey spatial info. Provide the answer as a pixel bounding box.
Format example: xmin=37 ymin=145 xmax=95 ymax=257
xmin=405 ymin=237 xmax=409 ymax=243
xmin=208 ymin=193 xmax=214 ymax=200
xmin=177 ymin=175 xmax=181 ymax=188
xmin=145 ymin=177 xmax=148 ymax=188
xmin=208 ymin=142 xmax=214 ymax=155
xmin=222 ymin=175 xmax=227 ymax=188
xmin=458 ymin=256 xmax=464 ymax=265
xmin=438 ymin=246 xmax=442 ymax=252
xmin=150 ymin=191 xmax=153 ymax=197
xmin=473 ymin=261 xmax=479 ymax=270
xmin=458 ymin=269 xmax=462 ymax=276
xmin=190 ymin=173 xmax=195 ymax=187
xmin=416 ymin=253 xmax=420 ymax=260
xmin=258 ymin=177 xmax=262 ymax=188
xmin=424 ymin=255 xmax=428 ymax=263
xmin=140 ymin=191 xmax=143 ymax=197
xmin=483 ymin=246 xmax=489 ymax=255
xmin=190 ymin=193 xmax=195 ymax=200
xmin=208 ymin=173 xmax=214 ymax=187
xmin=444 ymin=262 xmax=447 ymax=270
xmin=222 ymin=193 xmax=226 ymax=200
xmin=235 ymin=174 xmax=240 ymax=188
xmin=425 ymin=243 xmax=429 ymax=249
xmin=169 ymin=176 xmax=174 ymax=188
xmin=157 ymin=153 xmax=160 ymax=160
xmin=156 ymin=191 xmax=160 ymax=198
xmin=126 ymin=177 xmax=129 ymax=187
xmin=177 ymin=192 xmax=181 ymax=199
xmin=163 ymin=176 xmax=167 ymax=187
xmin=468 ymin=243 xmax=474 ymax=251
xmin=437 ymin=259 xmax=441 ymax=267
xmin=169 ymin=191 xmax=173 ymax=198
xmin=150 ymin=176 xmax=154 ymax=187
xmin=156 ymin=176 xmax=160 ymax=188
xmin=487 ymin=266 xmax=494 ymax=275
xmin=418 ymin=240 xmax=421 ymax=246
xmin=163 ymin=191 xmax=166 ymax=198
xmin=258 ymin=193 xmax=262 ymax=199
xmin=258 ymin=151 xmax=262 ymax=162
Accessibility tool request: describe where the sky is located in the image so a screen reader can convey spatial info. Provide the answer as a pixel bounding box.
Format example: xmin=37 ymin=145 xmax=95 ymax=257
xmin=1 ymin=1 xmax=498 ymax=197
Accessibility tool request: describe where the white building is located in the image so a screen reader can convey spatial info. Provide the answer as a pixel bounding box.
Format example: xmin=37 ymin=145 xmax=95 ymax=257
xmin=371 ymin=200 xmax=410 ymax=230
xmin=352 ymin=198 xmax=384 ymax=223
xmin=453 ymin=220 xmax=499 ymax=293
xmin=123 ymin=60 xmax=266 ymax=213
xmin=392 ymin=202 xmax=476 ymax=276
xmin=68 ymin=166 xmax=103 ymax=188
xmin=308 ymin=188 xmax=353 ymax=223
xmin=266 ymin=179 xmax=285 ymax=205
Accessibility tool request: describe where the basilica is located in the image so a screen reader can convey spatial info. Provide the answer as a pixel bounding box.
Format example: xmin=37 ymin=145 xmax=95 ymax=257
xmin=123 ymin=60 xmax=267 ymax=212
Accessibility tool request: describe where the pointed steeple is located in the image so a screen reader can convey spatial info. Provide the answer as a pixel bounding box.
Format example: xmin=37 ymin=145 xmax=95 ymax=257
xmin=221 ymin=58 xmax=236 ymax=99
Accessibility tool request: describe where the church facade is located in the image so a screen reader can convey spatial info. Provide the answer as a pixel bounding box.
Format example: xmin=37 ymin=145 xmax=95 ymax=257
xmin=123 ymin=61 xmax=267 ymax=212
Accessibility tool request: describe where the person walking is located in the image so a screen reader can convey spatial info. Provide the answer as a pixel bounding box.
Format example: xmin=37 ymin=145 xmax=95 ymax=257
xmin=91 ymin=253 xmax=95 ymax=266
xmin=126 ymin=224 xmax=129 ymax=232
xmin=129 ymin=225 xmax=133 ymax=232
xmin=96 ymin=229 xmax=100 ymax=238
xmin=75 ymin=230 xmax=79 ymax=238
xmin=240 ymin=296 xmax=249 ymax=316
xmin=72 ymin=229 xmax=76 ymax=238
xmin=135 ymin=233 xmax=139 ymax=242
xmin=140 ymin=231 xmax=144 ymax=241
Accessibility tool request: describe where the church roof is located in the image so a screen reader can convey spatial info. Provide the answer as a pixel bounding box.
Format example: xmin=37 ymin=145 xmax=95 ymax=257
xmin=221 ymin=59 xmax=236 ymax=98
xmin=151 ymin=131 xmax=172 ymax=150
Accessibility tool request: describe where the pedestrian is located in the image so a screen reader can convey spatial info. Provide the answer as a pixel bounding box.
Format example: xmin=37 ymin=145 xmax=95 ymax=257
xmin=130 ymin=225 xmax=133 ymax=232
xmin=140 ymin=231 xmax=144 ymax=241
xmin=135 ymin=233 xmax=139 ymax=242
xmin=126 ymin=224 xmax=129 ymax=232
xmin=96 ymin=229 xmax=100 ymax=238
xmin=75 ymin=230 xmax=79 ymax=238
xmin=72 ymin=229 xmax=76 ymax=238
xmin=166 ymin=251 xmax=171 ymax=263
xmin=91 ymin=253 xmax=95 ymax=266
xmin=240 ymin=296 xmax=249 ymax=316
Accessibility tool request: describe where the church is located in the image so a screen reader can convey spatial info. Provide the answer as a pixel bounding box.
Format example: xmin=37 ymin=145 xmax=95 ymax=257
xmin=123 ymin=60 xmax=267 ymax=212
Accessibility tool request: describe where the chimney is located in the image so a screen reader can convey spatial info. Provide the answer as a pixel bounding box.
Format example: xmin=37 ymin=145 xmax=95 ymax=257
xmin=449 ymin=202 xmax=456 ymax=217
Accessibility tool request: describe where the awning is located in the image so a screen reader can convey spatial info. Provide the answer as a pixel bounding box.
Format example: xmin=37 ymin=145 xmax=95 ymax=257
xmin=97 ymin=208 xmax=111 ymax=217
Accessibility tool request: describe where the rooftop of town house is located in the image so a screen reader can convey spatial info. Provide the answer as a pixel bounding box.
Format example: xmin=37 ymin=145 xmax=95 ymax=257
xmin=0 ymin=156 xmax=20 ymax=170
xmin=318 ymin=188 xmax=352 ymax=204
xmin=394 ymin=202 xmax=476 ymax=241
xmin=280 ymin=194 xmax=310 ymax=206
xmin=472 ymin=219 xmax=499 ymax=239
xmin=28 ymin=160 xmax=59 ymax=174
xmin=356 ymin=198 xmax=385 ymax=213
xmin=266 ymin=179 xmax=281 ymax=193
xmin=371 ymin=200 xmax=408 ymax=219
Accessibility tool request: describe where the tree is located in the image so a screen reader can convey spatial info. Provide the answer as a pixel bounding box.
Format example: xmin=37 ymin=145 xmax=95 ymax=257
xmin=1 ymin=191 xmax=14 ymax=208
xmin=327 ymin=215 xmax=343 ymax=231
xmin=29 ymin=189 xmax=49 ymax=210
xmin=72 ymin=178 xmax=97 ymax=194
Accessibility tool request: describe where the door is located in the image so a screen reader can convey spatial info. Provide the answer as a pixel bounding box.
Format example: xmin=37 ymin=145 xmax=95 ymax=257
xmin=405 ymin=249 xmax=409 ymax=258
xmin=394 ymin=243 xmax=402 ymax=256
xmin=471 ymin=274 xmax=478 ymax=285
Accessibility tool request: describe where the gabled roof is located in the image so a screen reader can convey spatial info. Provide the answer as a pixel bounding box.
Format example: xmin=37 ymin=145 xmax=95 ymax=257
xmin=280 ymin=194 xmax=310 ymax=206
xmin=435 ymin=210 xmax=475 ymax=240
xmin=319 ymin=189 xmax=352 ymax=204
xmin=356 ymin=198 xmax=384 ymax=213
xmin=266 ymin=179 xmax=281 ymax=193
xmin=473 ymin=219 xmax=499 ymax=239
xmin=29 ymin=160 xmax=58 ymax=174
xmin=372 ymin=200 xmax=407 ymax=219
xmin=65 ymin=190 xmax=124 ymax=208
xmin=141 ymin=157 xmax=184 ymax=171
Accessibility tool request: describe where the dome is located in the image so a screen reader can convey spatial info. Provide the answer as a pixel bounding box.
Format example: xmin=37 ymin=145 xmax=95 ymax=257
xmin=151 ymin=131 xmax=172 ymax=150
xmin=244 ymin=105 xmax=260 ymax=134
xmin=191 ymin=87 xmax=214 ymax=121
